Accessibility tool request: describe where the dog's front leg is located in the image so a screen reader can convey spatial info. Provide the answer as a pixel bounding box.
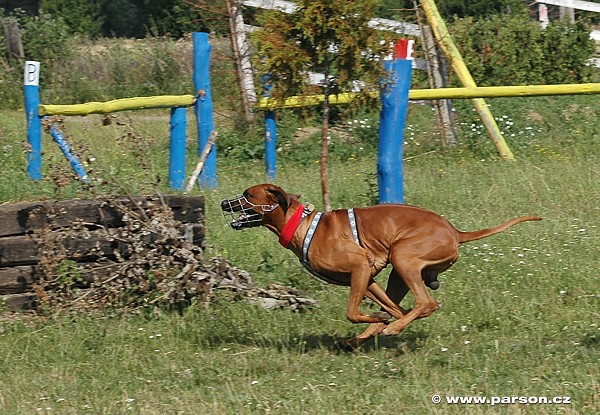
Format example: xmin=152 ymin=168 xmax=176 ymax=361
xmin=341 ymin=322 xmax=388 ymax=351
xmin=346 ymin=267 xmax=389 ymax=324
xmin=343 ymin=270 xmax=411 ymax=350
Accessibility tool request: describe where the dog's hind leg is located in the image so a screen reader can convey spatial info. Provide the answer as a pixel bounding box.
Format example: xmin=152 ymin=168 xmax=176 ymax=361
xmin=382 ymin=260 xmax=440 ymax=336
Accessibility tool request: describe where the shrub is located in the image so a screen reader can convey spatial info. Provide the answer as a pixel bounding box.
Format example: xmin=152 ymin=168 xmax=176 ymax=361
xmin=450 ymin=14 xmax=596 ymax=86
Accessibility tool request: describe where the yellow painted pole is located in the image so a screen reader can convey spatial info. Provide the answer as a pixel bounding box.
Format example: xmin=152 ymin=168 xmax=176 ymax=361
xmin=258 ymin=83 xmax=600 ymax=109
xmin=419 ymin=0 xmax=515 ymax=160
xmin=409 ymin=83 xmax=600 ymax=100
xmin=258 ymin=92 xmax=376 ymax=110
xmin=39 ymin=94 xmax=196 ymax=116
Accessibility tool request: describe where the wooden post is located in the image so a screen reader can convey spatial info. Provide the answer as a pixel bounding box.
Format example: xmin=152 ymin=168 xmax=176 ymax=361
xmin=193 ymin=32 xmax=218 ymax=188
xmin=539 ymin=3 xmax=550 ymax=29
xmin=169 ymin=107 xmax=187 ymax=190
xmin=186 ymin=131 xmax=218 ymax=192
xmin=419 ymin=0 xmax=515 ymax=161
xmin=378 ymin=39 xmax=413 ymax=205
xmin=226 ymin=0 xmax=257 ymax=125
xmin=559 ymin=6 xmax=575 ymax=23
xmin=24 ymin=61 xmax=42 ymax=181
xmin=3 ymin=18 xmax=24 ymax=61
xmin=47 ymin=122 xmax=90 ymax=183
xmin=421 ymin=24 xmax=457 ymax=147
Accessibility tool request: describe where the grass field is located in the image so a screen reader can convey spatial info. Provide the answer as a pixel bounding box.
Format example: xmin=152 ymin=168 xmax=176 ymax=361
xmin=0 ymin=94 xmax=598 ymax=414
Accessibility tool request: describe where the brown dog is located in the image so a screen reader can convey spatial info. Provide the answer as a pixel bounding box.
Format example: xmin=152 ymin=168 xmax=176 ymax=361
xmin=221 ymin=183 xmax=541 ymax=350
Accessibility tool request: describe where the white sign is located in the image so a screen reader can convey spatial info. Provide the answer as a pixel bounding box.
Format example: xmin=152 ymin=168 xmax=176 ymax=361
xmin=406 ymin=39 xmax=416 ymax=60
xmin=24 ymin=61 xmax=40 ymax=86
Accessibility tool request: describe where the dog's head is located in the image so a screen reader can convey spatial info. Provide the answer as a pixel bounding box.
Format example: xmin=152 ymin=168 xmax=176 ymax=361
xmin=221 ymin=184 xmax=299 ymax=230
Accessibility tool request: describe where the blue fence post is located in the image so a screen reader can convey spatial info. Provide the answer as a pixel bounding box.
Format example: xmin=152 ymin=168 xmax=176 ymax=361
xmin=47 ymin=121 xmax=89 ymax=183
xmin=261 ymin=74 xmax=277 ymax=180
xmin=24 ymin=61 xmax=42 ymax=180
xmin=193 ymin=31 xmax=217 ymax=188
xmin=378 ymin=40 xmax=414 ymax=204
xmin=169 ymin=107 xmax=187 ymax=190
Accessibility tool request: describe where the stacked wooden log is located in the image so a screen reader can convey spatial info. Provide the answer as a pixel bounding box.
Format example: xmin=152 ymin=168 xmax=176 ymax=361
xmin=0 ymin=196 xmax=204 ymax=311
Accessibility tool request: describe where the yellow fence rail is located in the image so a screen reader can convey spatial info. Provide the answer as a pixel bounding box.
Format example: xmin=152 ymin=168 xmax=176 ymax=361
xmin=258 ymin=83 xmax=600 ymax=109
xmin=39 ymin=95 xmax=196 ymax=116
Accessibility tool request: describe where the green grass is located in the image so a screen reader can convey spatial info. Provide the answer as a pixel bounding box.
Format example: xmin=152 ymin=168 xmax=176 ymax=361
xmin=0 ymin=94 xmax=599 ymax=414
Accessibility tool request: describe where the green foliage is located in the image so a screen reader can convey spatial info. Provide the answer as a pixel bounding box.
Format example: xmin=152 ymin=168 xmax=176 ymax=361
xmin=144 ymin=0 xmax=229 ymax=37
xmin=0 ymin=8 xmax=73 ymax=108
xmin=436 ymin=0 xmax=528 ymax=20
xmin=253 ymin=0 xmax=391 ymax=105
xmin=379 ymin=0 xmax=529 ymax=21
xmin=541 ymin=21 xmax=597 ymax=84
xmin=40 ymin=0 xmax=104 ymax=37
xmin=17 ymin=9 xmax=72 ymax=63
xmin=102 ymin=0 xmax=143 ymax=38
xmin=450 ymin=14 xmax=596 ymax=86
xmin=1 ymin=93 xmax=600 ymax=414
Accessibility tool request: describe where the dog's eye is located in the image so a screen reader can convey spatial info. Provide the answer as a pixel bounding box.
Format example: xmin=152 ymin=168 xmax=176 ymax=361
xmin=243 ymin=192 xmax=252 ymax=199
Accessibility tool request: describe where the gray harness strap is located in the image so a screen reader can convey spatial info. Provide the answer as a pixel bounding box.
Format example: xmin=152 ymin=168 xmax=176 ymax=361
xmin=348 ymin=208 xmax=360 ymax=245
xmin=300 ymin=209 xmax=361 ymax=286
xmin=302 ymin=212 xmax=322 ymax=263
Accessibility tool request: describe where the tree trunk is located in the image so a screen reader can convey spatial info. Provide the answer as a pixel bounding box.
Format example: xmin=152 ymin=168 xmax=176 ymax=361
xmin=3 ymin=18 xmax=24 ymax=62
xmin=421 ymin=24 xmax=456 ymax=146
xmin=320 ymin=77 xmax=331 ymax=212
xmin=226 ymin=0 xmax=257 ymax=125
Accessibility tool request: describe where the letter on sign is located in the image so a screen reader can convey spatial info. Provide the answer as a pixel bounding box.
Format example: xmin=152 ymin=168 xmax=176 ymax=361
xmin=24 ymin=61 xmax=40 ymax=86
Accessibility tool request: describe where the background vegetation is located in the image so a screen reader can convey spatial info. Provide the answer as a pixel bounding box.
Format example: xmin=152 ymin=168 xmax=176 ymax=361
xmin=0 ymin=0 xmax=599 ymax=413
xmin=0 ymin=91 xmax=598 ymax=413
xmin=0 ymin=2 xmax=596 ymax=111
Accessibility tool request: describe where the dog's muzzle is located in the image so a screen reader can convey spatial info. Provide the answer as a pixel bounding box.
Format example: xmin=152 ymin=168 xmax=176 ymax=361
xmin=220 ymin=194 xmax=278 ymax=230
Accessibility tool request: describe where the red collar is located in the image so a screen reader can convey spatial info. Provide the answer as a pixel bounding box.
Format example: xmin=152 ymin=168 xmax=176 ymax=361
xmin=278 ymin=204 xmax=305 ymax=248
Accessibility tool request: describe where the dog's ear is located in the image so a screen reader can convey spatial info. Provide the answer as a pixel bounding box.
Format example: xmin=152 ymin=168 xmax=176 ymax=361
xmin=266 ymin=187 xmax=291 ymax=213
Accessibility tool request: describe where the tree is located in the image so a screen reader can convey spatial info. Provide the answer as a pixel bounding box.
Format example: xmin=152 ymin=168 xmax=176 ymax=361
xmin=102 ymin=0 xmax=142 ymax=37
xmin=435 ymin=0 xmax=528 ymax=20
xmin=40 ymin=0 xmax=103 ymax=37
xmin=253 ymin=0 xmax=392 ymax=211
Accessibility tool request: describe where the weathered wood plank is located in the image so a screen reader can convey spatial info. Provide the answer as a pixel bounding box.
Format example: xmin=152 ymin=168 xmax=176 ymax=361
xmin=0 ymin=266 xmax=35 ymax=294
xmin=1 ymin=293 xmax=36 ymax=311
xmin=0 ymin=224 xmax=205 ymax=268
xmin=0 ymin=262 xmax=123 ymax=294
xmin=0 ymin=196 xmax=204 ymax=237
xmin=0 ymin=196 xmax=205 ymax=304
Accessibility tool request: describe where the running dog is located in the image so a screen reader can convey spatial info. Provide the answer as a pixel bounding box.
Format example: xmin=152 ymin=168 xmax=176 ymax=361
xmin=221 ymin=183 xmax=541 ymax=350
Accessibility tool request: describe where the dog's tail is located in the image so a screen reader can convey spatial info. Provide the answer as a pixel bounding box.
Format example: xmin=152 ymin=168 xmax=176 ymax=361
xmin=457 ymin=216 xmax=542 ymax=244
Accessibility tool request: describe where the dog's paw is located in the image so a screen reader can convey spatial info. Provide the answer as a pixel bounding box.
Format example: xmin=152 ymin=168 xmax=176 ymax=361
xmin=368 ymin=311 xmax=393 ymax=322
xmin=335 ymin=340 xmax=359 ymax=353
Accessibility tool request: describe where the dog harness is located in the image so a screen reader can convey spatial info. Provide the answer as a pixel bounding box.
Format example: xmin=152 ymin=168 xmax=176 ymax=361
xmin=300 ymin=208 xmax=360 ymax=286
